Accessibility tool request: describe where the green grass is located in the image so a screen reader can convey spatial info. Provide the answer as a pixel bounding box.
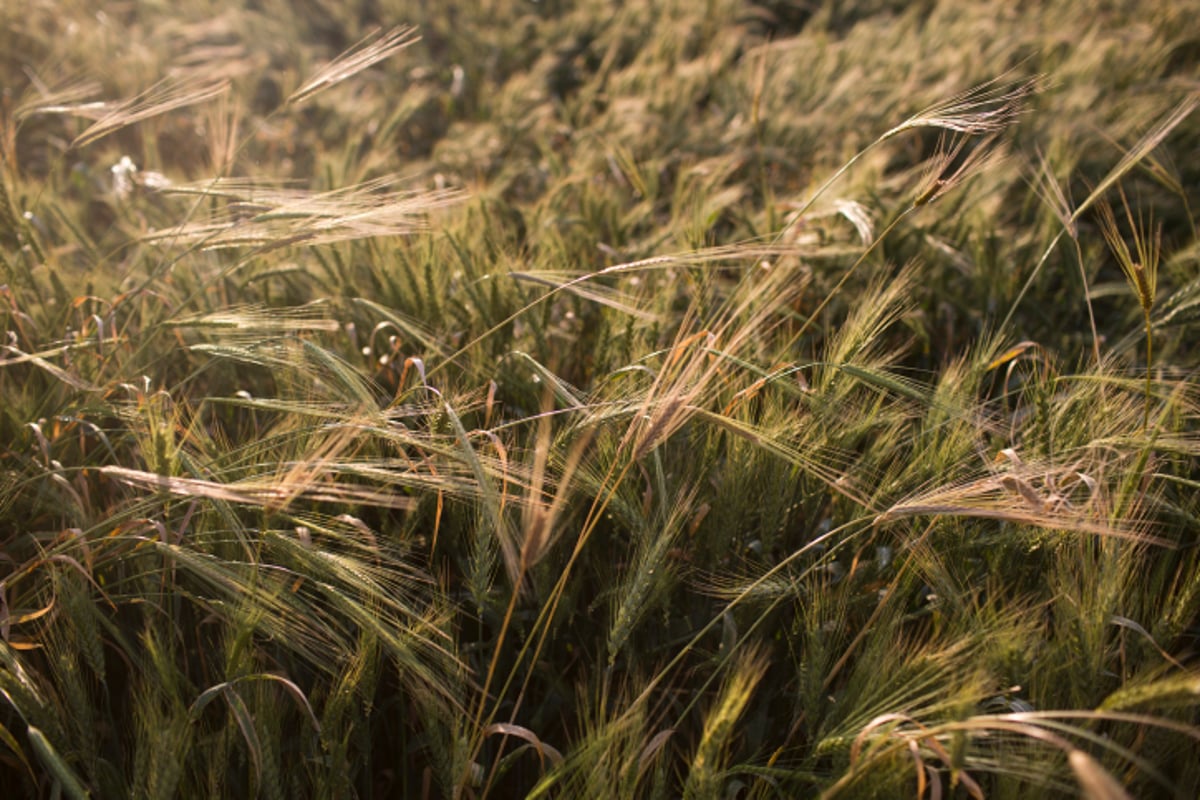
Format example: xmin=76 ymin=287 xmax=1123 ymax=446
xmin=2 ymin=0 xmax=1199 ymax=797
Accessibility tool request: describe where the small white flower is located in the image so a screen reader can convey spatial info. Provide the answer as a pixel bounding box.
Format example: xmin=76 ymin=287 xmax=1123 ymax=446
xmin=111 ymin=155 xmax=138 ymax=199
xmin=140 ymin=171 xmax=172 ymax=191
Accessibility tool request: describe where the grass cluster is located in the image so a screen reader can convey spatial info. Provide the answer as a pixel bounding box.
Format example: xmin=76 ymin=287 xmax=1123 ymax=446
xmin=2 ymin=0 xmax=1200 ymax=797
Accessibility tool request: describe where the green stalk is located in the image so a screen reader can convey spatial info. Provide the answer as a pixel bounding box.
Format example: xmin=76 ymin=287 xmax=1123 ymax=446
xmin=1142 ymin=306 xmax=1152 ymax=433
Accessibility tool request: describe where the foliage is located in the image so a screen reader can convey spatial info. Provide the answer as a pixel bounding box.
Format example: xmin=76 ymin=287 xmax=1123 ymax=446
xmin=2 ymin=0 xmax=1199 ymax=797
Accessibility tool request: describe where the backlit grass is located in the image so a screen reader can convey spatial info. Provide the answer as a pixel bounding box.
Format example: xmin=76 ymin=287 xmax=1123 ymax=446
xmin=2 ymin=1 xmax=1199 ymax=797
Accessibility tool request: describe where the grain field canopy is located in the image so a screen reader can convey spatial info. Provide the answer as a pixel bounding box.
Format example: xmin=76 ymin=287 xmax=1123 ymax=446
xmin=1 ymin=0 xmax=1198 ymax=797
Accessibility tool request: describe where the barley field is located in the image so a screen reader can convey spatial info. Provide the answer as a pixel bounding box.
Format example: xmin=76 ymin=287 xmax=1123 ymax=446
xmin=2 ymin=1 xmax=1199 ymax=797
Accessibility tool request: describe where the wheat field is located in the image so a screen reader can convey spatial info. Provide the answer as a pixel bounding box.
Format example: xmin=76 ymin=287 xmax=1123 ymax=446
xmin=1 ymin=1 xmax=1199 ymax=797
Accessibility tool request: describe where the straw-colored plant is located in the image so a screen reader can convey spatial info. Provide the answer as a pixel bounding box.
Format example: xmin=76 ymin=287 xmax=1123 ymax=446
xmin=1 ymin=1 xmax=1198 ymax=798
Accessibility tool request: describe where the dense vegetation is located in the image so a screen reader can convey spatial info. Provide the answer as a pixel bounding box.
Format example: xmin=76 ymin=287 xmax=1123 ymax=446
xmin=2 ymin=0 xmax=1199 ymax=796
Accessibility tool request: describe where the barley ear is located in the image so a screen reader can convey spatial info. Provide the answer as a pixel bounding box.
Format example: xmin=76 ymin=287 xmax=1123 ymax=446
xmin=287 ymin=26 xmax=419 ymax=106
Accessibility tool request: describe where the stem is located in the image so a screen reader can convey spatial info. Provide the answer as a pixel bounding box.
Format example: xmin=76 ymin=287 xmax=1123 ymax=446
xmin=1073 ymin=236 xmax=1101 ymax=367
xmin=1142 ymin=310 xmax=1153 ymax=432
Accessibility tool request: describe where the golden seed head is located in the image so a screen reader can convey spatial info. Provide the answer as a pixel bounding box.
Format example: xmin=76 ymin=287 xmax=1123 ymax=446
xmin=1132 ymin=263 xmax=1153 ymax=311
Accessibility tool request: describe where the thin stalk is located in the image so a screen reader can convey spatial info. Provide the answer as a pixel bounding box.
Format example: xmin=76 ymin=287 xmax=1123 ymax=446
xmin=1141 ymin=307 xmax=1152 ymax=432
